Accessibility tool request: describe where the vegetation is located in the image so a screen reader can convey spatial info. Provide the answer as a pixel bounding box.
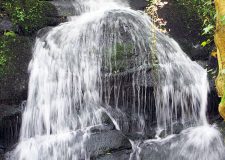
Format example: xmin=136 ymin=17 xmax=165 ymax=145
xmin=0 ymin=31 xmax=16 ymax=75
xmin=174 ymin=0 xmax=216 ymax=46
xmin=110 ymin=43 xmax=134 ymax=73
xmin=1 ymin=0 xmax=56 ymax=35
xmin=0 ymin=0 xmax=58 ymax=74
xmin=147 ymin=0 xmax=216 ymax=46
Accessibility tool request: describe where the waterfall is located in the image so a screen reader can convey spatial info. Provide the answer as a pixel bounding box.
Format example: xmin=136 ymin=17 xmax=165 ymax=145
xmin=8 ymin=0 xmax=225 ymax=159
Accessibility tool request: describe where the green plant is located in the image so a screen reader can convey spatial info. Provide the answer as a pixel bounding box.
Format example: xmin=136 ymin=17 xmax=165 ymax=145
xmin=147 ymin=0 xmax=217 ymax=47
xmin=4 ymin=31 xmax=16 ymax=38
xmin=173 ymin=0 xmax=216 ymax=46
xmin=107 ymin=43 xmax=134 ymax=73
xmin=0 ymin=33 xmax=16 ymax=75
xmin=2 ymin=0 xmax=46 ymax=34
xmin=0 ymin=38 xmax=9 ymax=74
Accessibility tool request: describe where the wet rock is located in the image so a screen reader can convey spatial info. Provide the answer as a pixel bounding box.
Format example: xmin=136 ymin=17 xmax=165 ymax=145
xmin=10 ymin=125 xmax=131 ymax=160
xmin=86 ymin=129 xmax=131 ymax=158
xmin=94 ymin=149 xmax=132 ymax=160
xmin=128 ymin=0 xmax=148 ymax=10
xmin=89 ymin=124 xmax=115 ymax=133
xmin=0 ymin=36 xmax=33 ymax=104
xmin=0 ymin=104 xmax=22 ymax=150
xmin=196 ymin=56 xmax=220 ymax=118
xmin=50 ymin=1 xmax=79 ymax=17
xmin=36 ymin=26 xmax=53 ymax=40
xmin=190 ymin=44 xmax=210 ymax=60
xmin=156 ymin=0 xmax=208 ymax=58
xmin=173 ymin=122 xmax=184 ymax=134
xmin=0 ymin=144 xmax=4 ymax=154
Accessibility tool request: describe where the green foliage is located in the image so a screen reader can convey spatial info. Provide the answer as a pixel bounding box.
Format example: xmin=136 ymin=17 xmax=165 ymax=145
xmin=2 ymin=0 xmax=47 ymax=34
xmin=174 ymin=0 xmax=216 ymax=46
xmin=110 ymin=43 xmax=134 ymax=73
xmin=4 ymin=31 xmax=16 ymax=37
xmin=0 ymin=33 xmax=16 ymax=75
xmin=0 ymin=31 xmax=17 ymax=76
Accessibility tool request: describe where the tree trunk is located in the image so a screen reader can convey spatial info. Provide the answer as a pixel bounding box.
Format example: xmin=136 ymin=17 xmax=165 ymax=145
xmin=215 ymin=0 xmax=225 ymax=119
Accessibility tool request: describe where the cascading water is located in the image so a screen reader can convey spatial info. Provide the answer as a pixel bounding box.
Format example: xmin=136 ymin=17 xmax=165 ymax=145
xmin=7 ymin=0 xmax=225 ymax=159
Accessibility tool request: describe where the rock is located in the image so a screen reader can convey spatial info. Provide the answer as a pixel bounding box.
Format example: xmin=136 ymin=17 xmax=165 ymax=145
xmin=94 ymin=149 xmax=132 ymax=160
xmin=156 ymin=0 xmax=207 ymax=58
xmin=50 ymin=1 xmax=80 ymax=17
xmin=42 ymin=1 xmax=67 ymax=26
xmin=86 ymin=129 xmax=131 ymax=158
xmin=0 ymin=104 xmax=22 ymax=150
xmin=0 ymin=144 xmax=4 ymax=154
xmin=0 ymin=36 xmax=33 ymax=104
xmin=173 ymin=122 xmax=184 ymax=134
xmin=128 ymin=0 xmax=148 ymax=10
xmin=0 ymin=18 xmax=13 ymax=33
xmin=189 ymin=44 xmax=210 ymax=60
xmin=139 ymin=140 xmax=171 ymax=160
xmin=196 ymin=57 xmax=220 ymax=118
xmin=11 ymin=125 xmax=131 ymax=160
xmin=50 ymin=0 xmax=148 ymax=18
xmin=36 ymin=26 xmax=53 ymax=40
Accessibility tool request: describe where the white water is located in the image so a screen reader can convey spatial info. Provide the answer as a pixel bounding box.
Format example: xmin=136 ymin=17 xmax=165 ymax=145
xmin=8 ymin=0 xmax=225 ymax=159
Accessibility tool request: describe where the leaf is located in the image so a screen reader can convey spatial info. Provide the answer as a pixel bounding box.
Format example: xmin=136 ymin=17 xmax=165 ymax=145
xmin=202 ymin=24 xmax=214 ymax=35
xmin=4 ymin=31 xmax=16 ymax=38
xmin=201 ymin=39 xmax=210 ymax=47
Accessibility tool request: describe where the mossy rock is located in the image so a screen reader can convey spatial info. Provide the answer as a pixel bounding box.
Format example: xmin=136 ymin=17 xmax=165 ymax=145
xmin=2 ymin=0 xmax=62 ymax=35
xmin=0 ymin=35 xmax=33 ymax=104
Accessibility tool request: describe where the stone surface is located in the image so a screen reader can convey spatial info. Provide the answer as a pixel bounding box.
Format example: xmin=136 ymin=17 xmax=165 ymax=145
xmin=50 ymin=1 xmax=78 ymax=17
xmin=0 ymin=36 xmax=33 ymax=104
xmin=155 ymin=0 xmax=208 ymax=59
xmin=0 ymin=18 xmax=13 ymax=33
xmin=94 ymin=149 xmax=131 ymax=160
xmin=128 ymin=0 xmax=148 ymax=10
xmin=6 ymin=125 xmax=131 ymax=160
xmin=0 ymin=104 xmax=22 ymax=150
xmin=86 ymin=128 xmax=131 ymax=158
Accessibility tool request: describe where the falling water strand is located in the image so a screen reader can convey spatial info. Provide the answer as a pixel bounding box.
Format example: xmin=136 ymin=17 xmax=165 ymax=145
xmin=8 ymin=0 xmax=225 ymax=160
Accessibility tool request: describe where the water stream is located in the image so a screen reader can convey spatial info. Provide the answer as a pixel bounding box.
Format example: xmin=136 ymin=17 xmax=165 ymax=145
xmin=7 ymin=0 xmax=225 ymax=159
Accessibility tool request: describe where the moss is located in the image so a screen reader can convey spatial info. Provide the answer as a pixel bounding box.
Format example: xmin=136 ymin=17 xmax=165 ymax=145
xmin=2 ymin=0 xmax=58 ymax=35
xmin=0 ymin=34 xmax=33 ymax=76
xmin=0 ymin=34 xmax=14 ymax=75
xmin=110 ymin=43 xmax=134 ymax=73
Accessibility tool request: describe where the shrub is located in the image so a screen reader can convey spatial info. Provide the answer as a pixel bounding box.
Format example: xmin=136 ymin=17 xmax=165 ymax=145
xmin=147 ymin=0 xmax=216 ymax=46
xmin=2 ymin=0 xmax=49 ymax=35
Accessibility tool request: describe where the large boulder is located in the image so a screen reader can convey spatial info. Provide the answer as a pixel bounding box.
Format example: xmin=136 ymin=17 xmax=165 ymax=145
xmin=8 ymin=125 xmax=131 ymax=160
xmin=0 ymin=18 xmax=13 ymax=34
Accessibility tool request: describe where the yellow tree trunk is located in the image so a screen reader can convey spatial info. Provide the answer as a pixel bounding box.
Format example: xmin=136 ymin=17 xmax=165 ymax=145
xmin=215 ymin=0 xmax=225 ymax=119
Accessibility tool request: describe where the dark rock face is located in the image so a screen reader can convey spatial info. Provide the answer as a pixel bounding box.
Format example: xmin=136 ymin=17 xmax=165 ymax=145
xmin=0 ymin=2 xmax=68 ymax=155
xmin=50 ymin=0 xmax=148 ymax=18
xmin=128 ymin=0 xmax=148 ymax=10
xmin=86 ymin=126 xmax=131 ymax=158
xmin=0 ymin=18 xmax=13 ymax=33
xmin=149 ymin=0 xmax=220 ymax=119
xmin=94 ymin=149 xmax=131 ymax=160
xmin=50 ymin=1 xmax=79 ymax=17
xmin=196 ymin=56 xmax=220 ymax=118
xmin=156 ymin=0 xmax=211 ymax=60
xmin=0 ymin=104 xmax=22 ymax=152
xmin=6 ymin=125 xmax=132 ymax=160
xmin=0 ymin=37 xmax=33 ymax=104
